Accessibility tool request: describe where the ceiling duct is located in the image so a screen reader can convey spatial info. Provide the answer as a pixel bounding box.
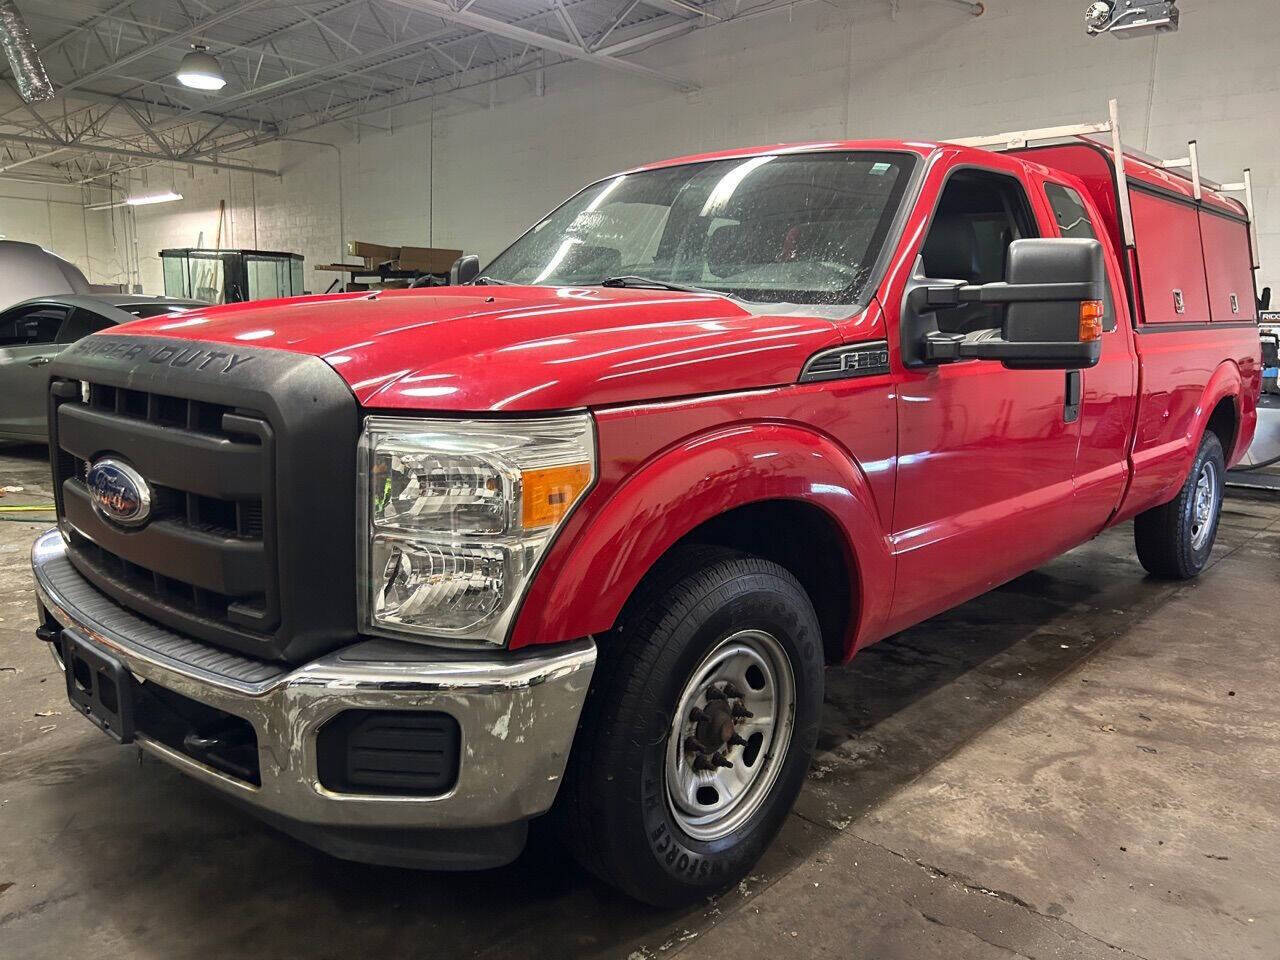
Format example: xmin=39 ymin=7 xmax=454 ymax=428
xmin=0 ymin=0 xmax=54 ymax=102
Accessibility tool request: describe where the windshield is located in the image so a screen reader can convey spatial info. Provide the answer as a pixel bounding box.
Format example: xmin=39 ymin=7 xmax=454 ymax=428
xmin=483 ymin=151 xmax=916 ymax=306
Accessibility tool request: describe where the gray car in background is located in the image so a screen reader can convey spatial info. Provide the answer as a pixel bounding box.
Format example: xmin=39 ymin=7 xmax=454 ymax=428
xmin=0 ymin=240 xmax=92 ymax=313
xmin=0 ymin=294 xmax=206 ymax=442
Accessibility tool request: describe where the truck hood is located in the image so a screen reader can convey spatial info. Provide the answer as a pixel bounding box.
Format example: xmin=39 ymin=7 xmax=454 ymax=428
xmin=112 ymin=286 xmax=848 ymax=411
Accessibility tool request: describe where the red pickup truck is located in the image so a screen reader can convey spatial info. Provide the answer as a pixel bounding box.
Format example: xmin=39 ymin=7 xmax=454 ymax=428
xmin=33 ymin=123 xmax=1260 ymax=906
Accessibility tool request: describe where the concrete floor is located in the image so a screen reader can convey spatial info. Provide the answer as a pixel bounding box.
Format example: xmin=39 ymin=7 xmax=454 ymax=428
xmin=2 ymin=440 xmax=1278 ymax=960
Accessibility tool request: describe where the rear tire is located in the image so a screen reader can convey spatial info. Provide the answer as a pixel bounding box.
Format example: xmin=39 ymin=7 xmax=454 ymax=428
xmin=1134 ymin=431 xmax=1225 ymax=579
xmin=557 ymin=546 xmax=823 ymax=907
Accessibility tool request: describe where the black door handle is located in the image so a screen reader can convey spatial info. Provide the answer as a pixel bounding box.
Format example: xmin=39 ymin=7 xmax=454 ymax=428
xmin=1064 ymin=370 xmax=1082 ymax=423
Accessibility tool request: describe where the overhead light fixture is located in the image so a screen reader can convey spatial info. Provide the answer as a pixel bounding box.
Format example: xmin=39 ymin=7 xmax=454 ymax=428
xmin=87 ymin=192 xmax=183 ymax=211
xmin=176 ymin=44 xmax=226 ymax=91
xmin=126 ymin=191 xmax=183 ymax=206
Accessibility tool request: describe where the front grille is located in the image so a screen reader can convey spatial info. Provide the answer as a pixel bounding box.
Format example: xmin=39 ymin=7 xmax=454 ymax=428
xmin=64 ymin=453 xmax=264 ymax=539
xmin=48 ymin=334 xmax=360 ymax=663
xmin=84 ymin=381 xmax=234 ymax=433
xmin=51 ymin=378 xmax=280 ymax=651
xmin=67 ymin=528 xmax=241 ymax=623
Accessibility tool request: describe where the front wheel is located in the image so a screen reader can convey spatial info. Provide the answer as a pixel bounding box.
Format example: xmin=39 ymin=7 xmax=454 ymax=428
xmin=557 ymin=546 xmax=824 ymax=906
xmin=1134 ymin=431 xmax=1225 ymax=579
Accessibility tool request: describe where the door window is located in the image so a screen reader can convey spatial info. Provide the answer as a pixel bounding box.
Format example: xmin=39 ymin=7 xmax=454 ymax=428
xmin=920 ymin=169 xmax=1038 ymax=333
xmin=0 ymin=306 xmax=68 ymax=347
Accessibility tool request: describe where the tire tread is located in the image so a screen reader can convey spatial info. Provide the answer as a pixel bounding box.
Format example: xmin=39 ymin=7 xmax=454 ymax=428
xmin=1134 ymin=432 xmax=1224 ymax=579
xmin=557 ymin=545 xmax=816 ymax=902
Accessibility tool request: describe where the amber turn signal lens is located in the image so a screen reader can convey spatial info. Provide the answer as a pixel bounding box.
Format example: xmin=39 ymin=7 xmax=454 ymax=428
xmin=1078 ymin=300 xmax=1104 ymax=342
xmin=522 ymin=463 xmax=591 ymax=528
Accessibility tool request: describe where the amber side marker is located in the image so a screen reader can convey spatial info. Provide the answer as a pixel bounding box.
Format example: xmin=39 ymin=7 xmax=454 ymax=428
xmin=1079 ymin=300 xmax=1105 ymax=341
xmin=522 ymin=463 xmax=591 ymax=528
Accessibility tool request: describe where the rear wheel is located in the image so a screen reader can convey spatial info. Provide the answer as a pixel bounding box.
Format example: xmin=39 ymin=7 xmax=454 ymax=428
xmin=1134 ymin=431 xmax=1225 ymax=579
xmin=558 ymin=546 xmax=823 ymax=906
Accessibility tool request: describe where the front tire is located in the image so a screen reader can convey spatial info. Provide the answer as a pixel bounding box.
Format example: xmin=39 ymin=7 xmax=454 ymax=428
xmin=1134 ymin=431 xmax=1225 ymax=579
xmin=558 ymin=546 xmax=824 ymax=906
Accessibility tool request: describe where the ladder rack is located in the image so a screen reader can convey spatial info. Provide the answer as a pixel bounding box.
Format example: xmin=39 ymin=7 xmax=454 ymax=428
xmin=950 ymin=99 xmax=1260 ymax=269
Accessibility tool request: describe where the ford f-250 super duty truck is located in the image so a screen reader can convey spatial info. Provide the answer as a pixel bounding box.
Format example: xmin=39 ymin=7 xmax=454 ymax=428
xmin=31 ymin=118 xmax=1261 ymax=907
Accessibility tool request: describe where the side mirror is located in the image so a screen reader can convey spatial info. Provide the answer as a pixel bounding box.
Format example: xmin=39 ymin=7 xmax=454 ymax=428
xmin=906 ymin=238 xmax=1106 ymax=370
xmin=450 ymin=254 xmax=480 ymax=286
xmin=1260 ymin=286 xmax=1272 ymax=312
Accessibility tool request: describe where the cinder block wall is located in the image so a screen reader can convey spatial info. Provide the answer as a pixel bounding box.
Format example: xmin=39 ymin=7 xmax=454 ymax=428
xmin=13 ymin=0 xmax=1279 ymax=297
xmin=0 ymin=182 xmax=104 ymax=281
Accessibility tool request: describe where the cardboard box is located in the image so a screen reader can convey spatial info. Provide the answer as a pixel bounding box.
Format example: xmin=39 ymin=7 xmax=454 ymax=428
xmin=343 ymin=241 xmax=464 ymax=275
xmin=397 ymin=246 xmax=463 ymax=274
xmin=346 ymin=241 xmax=400 ymax=264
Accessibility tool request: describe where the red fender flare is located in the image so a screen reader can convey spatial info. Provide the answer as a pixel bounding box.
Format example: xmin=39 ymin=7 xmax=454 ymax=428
xmin=509 ymin=421 xmax=892 ymax=660
xmin=1192 ymin=360 xmax=1253 ymax=466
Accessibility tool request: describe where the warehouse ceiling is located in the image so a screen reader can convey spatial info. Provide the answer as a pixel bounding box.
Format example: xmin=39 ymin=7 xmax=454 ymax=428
xmin=0 ymin=0 xmax=782 ymax=188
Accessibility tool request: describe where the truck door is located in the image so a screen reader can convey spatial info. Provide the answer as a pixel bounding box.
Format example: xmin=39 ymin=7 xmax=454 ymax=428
xmin=1041 ymin=179 xmax=1138 ymax=530
xmin=887 ymin=163 xmax=1084 ymax=628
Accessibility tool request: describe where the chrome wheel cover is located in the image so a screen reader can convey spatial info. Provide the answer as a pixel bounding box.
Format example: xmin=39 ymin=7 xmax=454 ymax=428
xmin=664 ymin=629 xmax=796 ymax=842
xmin=1190 ymin=458 xmax=1219 ymax=551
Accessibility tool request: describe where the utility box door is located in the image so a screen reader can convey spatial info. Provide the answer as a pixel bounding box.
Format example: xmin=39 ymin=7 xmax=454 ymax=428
xmin=1129 ymin=189 xmax=1211 ymax=324
xmin=1198 ymin=210 xmax=1256 ymax=321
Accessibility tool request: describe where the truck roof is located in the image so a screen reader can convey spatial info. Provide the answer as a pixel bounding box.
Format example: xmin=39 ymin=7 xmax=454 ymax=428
xmin=624 ymin=135 xmax=1247 ymax=221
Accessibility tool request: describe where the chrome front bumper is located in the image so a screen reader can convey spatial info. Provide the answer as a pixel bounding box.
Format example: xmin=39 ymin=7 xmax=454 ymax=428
xmin=31 ymin=529 xmax=595 ymax=838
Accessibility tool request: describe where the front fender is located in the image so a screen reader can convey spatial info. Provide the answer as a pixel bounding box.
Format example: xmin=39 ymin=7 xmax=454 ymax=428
xmin=509 ymin=421 xmax=893 ymax=659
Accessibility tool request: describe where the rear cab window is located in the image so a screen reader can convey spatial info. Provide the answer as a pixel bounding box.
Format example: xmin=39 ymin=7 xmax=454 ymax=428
xmin=1044 ymin=183 xmax=1097 ymax=240
xmin=1043 ymin=180 xmax=1118 ymax=332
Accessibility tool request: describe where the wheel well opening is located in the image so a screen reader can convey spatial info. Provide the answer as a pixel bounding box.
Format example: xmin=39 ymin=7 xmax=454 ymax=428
xmin=1206 ymin=396 xmax=1238 ymax=459
xmin=677 ymin=500 xmax=854 ymax=664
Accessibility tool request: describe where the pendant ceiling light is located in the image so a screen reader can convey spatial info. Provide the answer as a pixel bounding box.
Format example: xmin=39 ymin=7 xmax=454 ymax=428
xmin=176 ymin=44 xmax=226 ymax=91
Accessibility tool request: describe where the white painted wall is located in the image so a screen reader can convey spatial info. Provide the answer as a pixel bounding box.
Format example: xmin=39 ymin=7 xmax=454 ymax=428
xmin=8 ymin=0 xmax=1279 ymax=296
xmin=0 ymin=181 xmax=101 ymax=281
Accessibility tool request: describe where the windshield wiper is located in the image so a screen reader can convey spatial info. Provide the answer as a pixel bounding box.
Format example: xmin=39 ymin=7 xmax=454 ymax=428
xmin=472 ymin=275 xmax=515 ymax=285
xmin=599 ymin=275 xmax=738 ymax=300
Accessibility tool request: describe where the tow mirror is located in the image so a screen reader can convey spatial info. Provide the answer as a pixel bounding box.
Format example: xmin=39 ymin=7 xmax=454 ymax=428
xmin=906 ymin=238 xmax=1106 ymax=370
xmin=450 ymin=254 xmax=480 ymax=286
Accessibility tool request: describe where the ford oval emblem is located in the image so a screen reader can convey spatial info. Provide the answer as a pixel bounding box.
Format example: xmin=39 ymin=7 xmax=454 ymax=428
xmin=86 ymin=458 xmax=152 ymax=527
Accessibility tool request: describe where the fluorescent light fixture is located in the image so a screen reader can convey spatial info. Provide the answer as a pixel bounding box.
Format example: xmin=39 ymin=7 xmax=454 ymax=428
xmin=176 ymin=45 xmax=226 ymax=91
xmin=86 ymin=192 xmax=183 ymax=211
xmin=126 ymin=191 xmax=182 ymax=206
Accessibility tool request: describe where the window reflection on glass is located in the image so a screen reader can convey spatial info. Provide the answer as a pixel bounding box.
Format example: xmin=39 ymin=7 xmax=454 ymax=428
xmin=484 ymin=152 xmax=916 ymax=305
xmin=191 ymin=258 xmax=225 ymax=304
xmin=1045 ymin=183 xmax=1098 ymax=240
xmin=162 ymin=255 xmax=190 ymax=299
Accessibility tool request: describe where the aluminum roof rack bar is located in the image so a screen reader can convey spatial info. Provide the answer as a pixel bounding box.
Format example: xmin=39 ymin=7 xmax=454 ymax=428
xmin=950 ymin=119 xmax=1112 ymax=151
xmin=1107 ymin=98 xmax=1136 ymax=248
xmin=1162 ymin=140 xmax=1202 ymax=200
xmin=1220 ymin=169 xmax=1261 ymax=269
xmin=950 ymin=99 xmax=1253 ymax=255
xmin=1188 ymin=140 xmax=1202 ymax=201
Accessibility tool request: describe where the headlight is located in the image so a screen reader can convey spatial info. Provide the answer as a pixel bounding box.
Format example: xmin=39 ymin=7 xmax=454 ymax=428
xmin=358 ymin=414 xmax=595 ymax=645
